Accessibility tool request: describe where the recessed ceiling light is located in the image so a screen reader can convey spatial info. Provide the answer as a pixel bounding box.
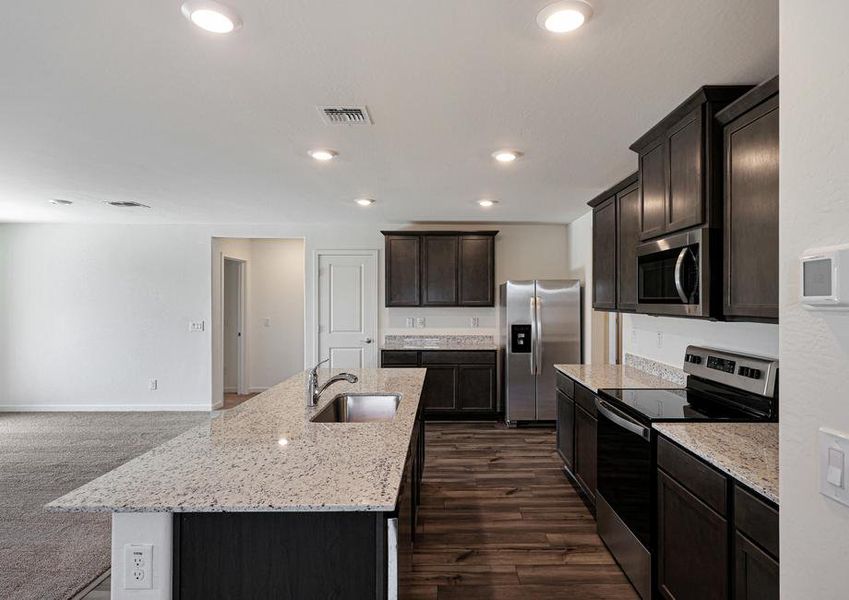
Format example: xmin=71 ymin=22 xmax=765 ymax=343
xmin=537 ymin=0 xmax=593 ymax=33
xmin=492 ymin=150 xmax=522 ymax=163
xmin=308 ymin=149 xmax=338 ymax=161
xmin=181 ymin=1 xmax=242 ymax=34
xmin=49 ymin=199 xmax=73 ymax=206
xmin=478 ymin=199 xmax=498 ymax=208
xmin=354 ymin=198 xmax=375 ymax=207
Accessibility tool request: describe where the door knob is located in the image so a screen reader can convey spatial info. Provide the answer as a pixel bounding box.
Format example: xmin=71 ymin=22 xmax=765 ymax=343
xmin=361 ymin=338 xmax=373 ymax=344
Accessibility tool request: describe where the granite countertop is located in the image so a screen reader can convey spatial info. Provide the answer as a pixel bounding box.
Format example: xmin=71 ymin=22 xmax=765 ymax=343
xmin=47 ymin=368 xmax=426 ymax=513
xmin=653 ymin=422 xmax=778 ymax=504
xmin=554 ymin=363 xmax=683 ymax=392
xmin=381 ymin=335 xmax=498 ymax=351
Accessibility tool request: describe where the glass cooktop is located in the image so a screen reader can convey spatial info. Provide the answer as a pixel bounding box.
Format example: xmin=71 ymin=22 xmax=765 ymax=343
xmin=598 ymin=387 xmax=766 ymax=424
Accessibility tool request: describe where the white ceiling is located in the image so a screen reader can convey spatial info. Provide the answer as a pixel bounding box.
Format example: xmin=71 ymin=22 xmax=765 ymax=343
xmin=0 ymin=0 xmax=777 ymax=225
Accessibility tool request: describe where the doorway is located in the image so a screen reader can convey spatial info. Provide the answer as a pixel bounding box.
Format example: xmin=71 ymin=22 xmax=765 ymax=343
xmin=315 ymin=250 xmax=379 ymax=368
xmin=223 ymin=258 xmax=247 ymax=397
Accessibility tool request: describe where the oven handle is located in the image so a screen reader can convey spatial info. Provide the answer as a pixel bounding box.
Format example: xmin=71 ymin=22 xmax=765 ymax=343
xmin=674 ymin=247 xmax=690 ymax=303
xmin=595 ymin=398 xmax=651 ymax=441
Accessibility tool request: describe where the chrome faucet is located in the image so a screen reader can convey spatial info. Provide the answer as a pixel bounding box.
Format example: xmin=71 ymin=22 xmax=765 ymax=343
xmin=306 ymin=358 xmax=358 ymax=407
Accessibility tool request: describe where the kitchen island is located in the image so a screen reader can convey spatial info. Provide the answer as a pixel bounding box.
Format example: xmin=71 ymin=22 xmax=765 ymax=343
xmin=48 ymin=367 xmax=426 ymax=600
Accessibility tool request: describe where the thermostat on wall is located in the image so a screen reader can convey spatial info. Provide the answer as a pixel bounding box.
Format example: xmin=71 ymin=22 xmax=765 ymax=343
xmin=801 ymin=244 xmax=849 ymax=309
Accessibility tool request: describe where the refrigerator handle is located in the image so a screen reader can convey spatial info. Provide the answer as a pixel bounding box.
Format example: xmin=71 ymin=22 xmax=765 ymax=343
xmin=529 ymin=296 xmax=537 ymax=375
xmin=534 ymin=295 xmax=543 ymax=375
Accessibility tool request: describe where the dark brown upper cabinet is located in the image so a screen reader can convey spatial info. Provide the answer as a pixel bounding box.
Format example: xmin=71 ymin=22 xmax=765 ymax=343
xmin=592 ymin=196 xmax=617 ymax=311
xmin=716 ymin=77 xmax=779 ymax=323
xmin=630 ymin=85 xmax=753 ymax=241
xmin=458 ymin=235 xmax=495 ymax=306
xmin=422 ymin=235 xmax=458 ymax=305
xmin=588 ymin=173 xmax=638 ymax=312
xmin=385 ymin=234 xmax=421 ymax=306
xmin=616 ymin=180 xmax=641 ymax=312
xmin=382 ymin=231 xmax=497 ymax=307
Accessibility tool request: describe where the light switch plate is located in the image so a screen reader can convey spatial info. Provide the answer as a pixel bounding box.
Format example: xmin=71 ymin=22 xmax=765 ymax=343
xmin=188 ymin=320 xmax=205 ymax=332
xmin=819 ymin=427 xmax=849 ymax=507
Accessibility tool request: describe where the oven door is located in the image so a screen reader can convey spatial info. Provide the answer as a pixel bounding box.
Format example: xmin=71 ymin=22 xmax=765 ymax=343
xmin=636 ymin=228 xmax=711 ymax=317
xmin=595 ymin=397 xmax=653 ymax=599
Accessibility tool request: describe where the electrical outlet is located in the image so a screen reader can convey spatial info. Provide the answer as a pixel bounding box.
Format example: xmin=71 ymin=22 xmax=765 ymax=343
xmin=149 ymin=379 xmax=158 ymax=391
xmin=405 ymin=317 xmax=414 ymax=328
xmin=124 ymin=543 xmax=153 ymax=590
xmin=470 ymin=317 xmax=480 ymax=328
xmin=656 ymin=331 xmax=664 ymax=348
xmin=188 ymin=320 xmax=205 ymax=332
xmin=416 ymin=317 xmax=426 ymax=328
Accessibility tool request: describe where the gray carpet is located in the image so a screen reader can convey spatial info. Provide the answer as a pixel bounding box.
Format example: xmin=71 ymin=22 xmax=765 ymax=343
xmin=0 ymin=411 xmax=210 ymax=600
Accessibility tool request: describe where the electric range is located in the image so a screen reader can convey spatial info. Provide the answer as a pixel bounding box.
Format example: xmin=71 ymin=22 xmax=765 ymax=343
xmin=593 ymin=346 xmax=778 ymax=599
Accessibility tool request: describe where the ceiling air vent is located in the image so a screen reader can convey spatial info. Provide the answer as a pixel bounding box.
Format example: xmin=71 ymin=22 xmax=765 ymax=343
xmin=105 ymin=201 xmax=151 ymax=208
xmin=317 ymin=105 xmax=372 ymax=126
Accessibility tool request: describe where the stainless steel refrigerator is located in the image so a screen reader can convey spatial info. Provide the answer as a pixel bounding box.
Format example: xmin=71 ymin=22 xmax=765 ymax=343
xmin=499 ymin=280 xmax=581 ymax=424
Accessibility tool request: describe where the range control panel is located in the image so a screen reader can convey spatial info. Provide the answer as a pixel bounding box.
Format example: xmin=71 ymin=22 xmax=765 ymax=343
xmin=684 ymin=345 xmax=778 ymax=397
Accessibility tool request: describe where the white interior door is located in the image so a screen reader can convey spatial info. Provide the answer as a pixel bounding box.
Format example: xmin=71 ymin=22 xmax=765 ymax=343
xmin=317 ymin=251 xmax=378 ymax=368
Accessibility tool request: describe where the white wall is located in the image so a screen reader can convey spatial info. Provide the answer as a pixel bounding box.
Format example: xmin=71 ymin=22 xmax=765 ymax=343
xmin=622 ymin=314 xmax=778 ymax=369
xmin=222 ymin=259 xmax=240 ymax=392
xmin=564 ymin=210 xmax=594 ymax=362
xmin=247 ymin=239 xmax=305 ymax=391
xmin=0 ymin=225 xmax=211 ymax=410
xmin=1 ymin=222 xmax=565 ymax=410
xmin=780 ymin=1 xmax=849 ymax=596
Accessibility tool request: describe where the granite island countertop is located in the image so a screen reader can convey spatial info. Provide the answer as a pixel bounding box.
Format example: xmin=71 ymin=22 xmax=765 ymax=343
xmin=554 ymin=363 xmax=683 ymax=393
xmin=47 ymin=368 xmax=426 ymax=513
xmin=653 ymin=422 xmax=778 ymax=504
xmin=381 ymin=334 xmax=497 ymax=351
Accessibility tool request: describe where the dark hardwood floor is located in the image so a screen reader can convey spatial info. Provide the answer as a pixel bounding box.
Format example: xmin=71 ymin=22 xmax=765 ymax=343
xmin=406 ymin=422 xmax=637 ymax=600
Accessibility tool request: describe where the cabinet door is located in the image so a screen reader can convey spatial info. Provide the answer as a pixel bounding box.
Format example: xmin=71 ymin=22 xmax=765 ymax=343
xmin=385 ymin=235 xmax=421 ymax=306
xmin=457 ymin=365 xmax=496 ymax=411
xmin=666 ymin=107 xmax=705 ymax=233
xmin=724 ymin=96 xmax=779 ymax=321
xmin=592 ymin=196 xmax=617 ymax=310
xmin=616 ymin=182 xmax=640 ymax=312
xmin=657 ymin=469 xmax=728 ymax=600
xmin=734 ymin=532 xmax=779 ymax=600
xmin=574 ymin=404 xmax=597 ymax=504
xmin=421 ymin=366 xmax=457 ymax=411
xmin=639 ymin=139 xmax=667 ymax=239
xmin=422 ymin=235 xmax=458 ymax=306
xmin=556 ymin=390 xmax=575 ymax=472
xmin=458 ymin=235 xmax=495 ymax=306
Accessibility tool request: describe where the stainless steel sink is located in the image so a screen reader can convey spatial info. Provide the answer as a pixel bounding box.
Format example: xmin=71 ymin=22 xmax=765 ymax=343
xmin=311 ymin=393 xmax=401 ymax=423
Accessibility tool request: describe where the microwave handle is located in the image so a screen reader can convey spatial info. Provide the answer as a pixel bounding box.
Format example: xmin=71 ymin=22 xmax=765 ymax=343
xmin=674 ymin=247 xmax=690 ymax=303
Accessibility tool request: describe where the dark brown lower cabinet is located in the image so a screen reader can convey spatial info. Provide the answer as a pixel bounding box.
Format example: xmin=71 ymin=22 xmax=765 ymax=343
xmin=734 ymin=532 xmax=779 ymax=600
xmin=381 ymin=350 xmax=499 ymax=419
xmin=574 ymin=403 xmax=597 ymax=506
xmin=556 ymin=390 xmax=575 ymax=472
xmin=657 ymin=436 xmax=780 ymax=600
xmin=657 ymin=469 xmax=728 ymax=600
xmin=421 ymin=366 xmax=457 ymax=410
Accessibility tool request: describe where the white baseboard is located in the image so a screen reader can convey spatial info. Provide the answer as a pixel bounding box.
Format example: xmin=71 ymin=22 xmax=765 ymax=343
xmin=223 ymin=386 xmax=237 ymax=393
xmin=0 ymin=403 xmax=214 ymax=412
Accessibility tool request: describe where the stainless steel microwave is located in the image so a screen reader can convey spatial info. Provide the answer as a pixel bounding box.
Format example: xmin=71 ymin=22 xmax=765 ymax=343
xmin=636 ymin=228 xmax=713 ymax=318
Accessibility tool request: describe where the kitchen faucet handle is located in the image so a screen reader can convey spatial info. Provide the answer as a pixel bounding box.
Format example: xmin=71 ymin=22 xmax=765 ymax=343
xmin=311 ymin=358 xmax=331 ymax=373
